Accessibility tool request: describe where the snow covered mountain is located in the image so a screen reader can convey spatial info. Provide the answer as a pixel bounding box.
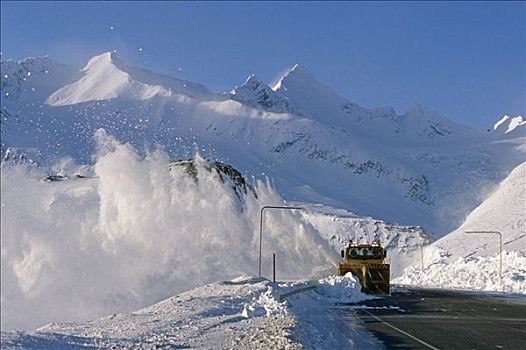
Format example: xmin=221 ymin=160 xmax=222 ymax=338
xmin=46 ymin=52 xmax=172 ymax=106
xmin=1 ymin=51 xmax=525 ymax=332
xmin=2 ymin=51 xmax=523 ymax=236
xmin=230 ymin=74 xmax=295 ymax=114
xmin=45 ymin=51 xmax=216 ymax=106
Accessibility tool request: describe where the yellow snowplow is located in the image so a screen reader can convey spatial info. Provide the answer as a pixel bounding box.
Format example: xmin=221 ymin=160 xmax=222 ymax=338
xmin=337 ymin=241 xmax=390 ymax=294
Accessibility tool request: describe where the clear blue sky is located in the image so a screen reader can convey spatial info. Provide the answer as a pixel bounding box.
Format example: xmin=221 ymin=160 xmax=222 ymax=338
xmin=1 ymin=1 xmax=524 ymax=129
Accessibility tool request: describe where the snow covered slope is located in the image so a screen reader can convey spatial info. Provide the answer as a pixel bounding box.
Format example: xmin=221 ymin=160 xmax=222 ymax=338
xmin=2 ymin=51 xmax=524 ymax=235
xmin=46 ymin=52 xmax=172 ymax=106
xmin=231 ymin=74 xmax=295 ymax=114
xmin=394 ymin=162 xmax=526 ymax=293
xmin=298 ymin=204 xmax=429 ymax=277
xmin=273 ymin=64 xmax=350 ymax=126
xmin=45 ymin=52 xmax=217 ymax=107
xmin=432 ymin=162 xmax=525 ymax=256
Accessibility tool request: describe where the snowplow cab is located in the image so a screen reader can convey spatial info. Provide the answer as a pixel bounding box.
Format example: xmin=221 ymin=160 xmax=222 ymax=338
xmin=337 ymin=241 xmax=390 ymax=294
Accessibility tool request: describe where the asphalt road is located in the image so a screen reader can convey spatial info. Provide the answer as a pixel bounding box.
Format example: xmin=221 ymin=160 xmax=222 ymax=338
xmin=351 ymin=287 xmax=526 ymax=350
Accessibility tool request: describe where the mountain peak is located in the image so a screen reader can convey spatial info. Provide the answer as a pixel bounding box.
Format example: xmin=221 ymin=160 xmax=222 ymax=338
xmin=84 ymin=51 xmax=112 ymax=66
xmin=271 ymin=64 xmax=352 ymax=124
xmin=493 ymin=115 xmax=525 ymax=135
xmin=272 ymin=64 xmax=316 ymax=91
xmin=230 ymin=74 xmax=294 ymax=113
xmin=46 ymin=51 xmax=171 ymax=107
xmin=493 ymin=115 xmax=511 ymax=130
xmin=288 ymin=63 xmax=312 ymax=75
xmin=234 ymin=74 xmax=265 ymax=91
xmin=82 ymin=51 xmax=120 ymax=72
xmin=401 ymin=104 xmax=473 ymax=139
xmin=285 ymin=64 xmax=312 ymax=77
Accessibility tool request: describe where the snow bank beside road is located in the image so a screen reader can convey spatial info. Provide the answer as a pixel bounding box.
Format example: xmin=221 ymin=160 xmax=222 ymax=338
xmin=284 ymin=273 xmax=382 ymax=349
xmin=241 ymin=284 xmax=288 ymax=318
xmin=1 ymin=275 xmax=375 ymax=349
xmin=316 ymin=273 xmax=374 ymax=303
xmin=2 ymin=276 xmax=297 ymax=349
xmin=394 ymin=163 xmax=526 ymax=295
xmin=393 ymin=249 xmax=526 ymax=294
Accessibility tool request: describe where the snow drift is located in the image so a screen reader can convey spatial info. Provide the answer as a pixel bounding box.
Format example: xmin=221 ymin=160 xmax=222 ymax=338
xmin=394 ymin=162 xmax=526 ymax=293
xmin=1 ymin=274 xmax=374 ymax=349
xmin=394 ymin=248 xmax=526 ymax=294
xmin=0 ymin=130 xmax=336 ymax=330
xmin=430 ymin=162 xmax=525 ymax=259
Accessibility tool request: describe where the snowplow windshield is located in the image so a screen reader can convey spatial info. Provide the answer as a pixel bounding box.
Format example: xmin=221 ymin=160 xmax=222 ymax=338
xmin=348 ymin=247 xmax=383 ymax=259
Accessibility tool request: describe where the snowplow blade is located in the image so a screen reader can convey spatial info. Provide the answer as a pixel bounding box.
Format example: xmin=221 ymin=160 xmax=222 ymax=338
xmin=338 ymin=263 xmax=390 ymax=294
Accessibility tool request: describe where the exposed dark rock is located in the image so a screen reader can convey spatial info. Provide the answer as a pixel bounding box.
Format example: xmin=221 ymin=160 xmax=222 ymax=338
xmin=400 ymin=175 xmax=433 ymax=205
xmin=345 ymin=160 xmax=390 ymax=177
xmin=169 ymin=159 xmax=257 ymax=201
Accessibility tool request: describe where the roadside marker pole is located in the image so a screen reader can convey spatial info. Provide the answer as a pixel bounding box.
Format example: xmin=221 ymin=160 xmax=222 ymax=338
xmin=273 ymin=253 xmax=276 ymax=283
xmin=465 ymin=231 xmax=503 ymax=290
xmin=420 ymin=245 xmax=424 ymax=271
xmin=258 ymin=206 xmax=304 ymax=277
xmin=398 ymin=244 xmax=426 ymax=271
